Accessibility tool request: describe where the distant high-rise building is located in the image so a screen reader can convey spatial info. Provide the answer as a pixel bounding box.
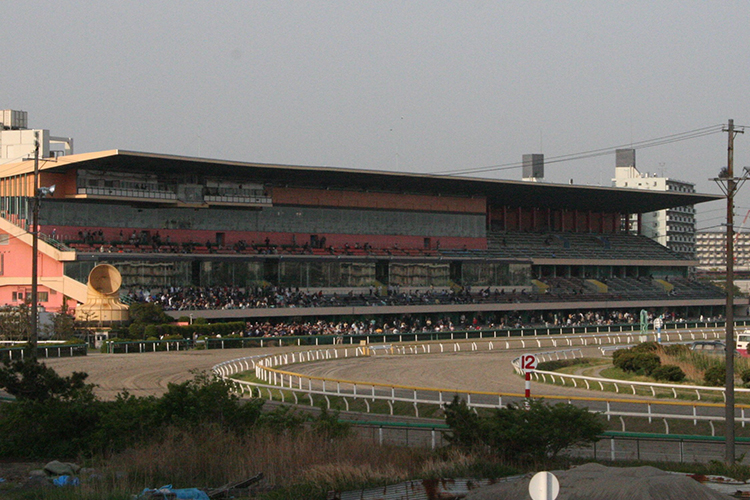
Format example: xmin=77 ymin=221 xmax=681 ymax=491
xmin=0 ymin=109 xmax=73 ymax=165
xmin=612 ymin=148 xmax=696 ymax=259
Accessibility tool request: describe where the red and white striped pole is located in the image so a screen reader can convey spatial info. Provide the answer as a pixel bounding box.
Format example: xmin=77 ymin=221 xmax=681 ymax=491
xmin=525 ymin=371 xmax=531 ymax=399
xmin=521 ymin=354 xmax=537 ymax=401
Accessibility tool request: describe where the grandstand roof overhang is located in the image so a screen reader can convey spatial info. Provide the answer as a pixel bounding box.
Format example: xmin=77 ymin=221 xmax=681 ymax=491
xmin=5 ymin=150 xmax=721 ymax=214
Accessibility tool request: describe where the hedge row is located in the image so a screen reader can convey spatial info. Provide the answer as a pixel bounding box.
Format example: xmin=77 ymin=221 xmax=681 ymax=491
xmin=613 ymin=342 xmax=686 ymax=382
xmin=142 ymin=321 xmax=246 ymax=339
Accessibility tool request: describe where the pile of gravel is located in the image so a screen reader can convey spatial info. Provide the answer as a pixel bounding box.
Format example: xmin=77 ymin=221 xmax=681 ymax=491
xmin=464 ymin=463 xmax=733 ymax=500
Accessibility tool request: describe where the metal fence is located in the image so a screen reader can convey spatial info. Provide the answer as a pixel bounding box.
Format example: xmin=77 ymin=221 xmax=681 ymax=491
xmin=346 ymin=420 xmax=750 ymax=465
xmin=0 ymin=343 xmax=88 ymax=361
xmin=105 ymin=320 xmax=745 ymax=354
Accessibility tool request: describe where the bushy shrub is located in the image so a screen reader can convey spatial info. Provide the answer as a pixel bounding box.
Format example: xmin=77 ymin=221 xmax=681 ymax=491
xmin=537 ymin=358 xmax=591 ymax=371
xmin=444 ymin=396 xmax=604 ymax=462
xmin=631 ymin=341 xmax=660 ymax=353
xmin=651 ymin=364 xmax=686 ymax=382
xmin=663 ymin=344 xmax=690 ymax=356
xmin=0 ymin=360 xmax=277 ymax=459
xmin=741 ymin=369 xmax=750 ymax=387
xmin=144 ymin=324 xmax=158 ymax=338
xmin=614 ymin=351 xmax=661 ymax=375
xmin=704 ymin=365 xmax=726 ymax=386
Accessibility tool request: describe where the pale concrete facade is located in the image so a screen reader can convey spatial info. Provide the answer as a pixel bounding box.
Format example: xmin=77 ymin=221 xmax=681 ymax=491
xmin=612 ymin=150 xmax=696 ymax=259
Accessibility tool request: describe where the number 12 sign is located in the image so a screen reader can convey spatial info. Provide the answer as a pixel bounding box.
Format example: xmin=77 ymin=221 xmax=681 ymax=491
xmin=520 ymin=354 xmax=538 ymax=373
xmin=521 ymin=354 xmax=538 ymax=399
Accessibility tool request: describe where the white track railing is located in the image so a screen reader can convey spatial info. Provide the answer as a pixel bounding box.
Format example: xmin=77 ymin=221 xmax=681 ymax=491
xmin=506 ymin=330 xmax=737 ymax=402
xmin=212 ymin=332 xmax=750 ymax=435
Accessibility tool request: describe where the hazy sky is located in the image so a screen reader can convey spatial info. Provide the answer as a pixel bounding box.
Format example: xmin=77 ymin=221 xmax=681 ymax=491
xmin=3 ymin=1 xmax=750 ymax=229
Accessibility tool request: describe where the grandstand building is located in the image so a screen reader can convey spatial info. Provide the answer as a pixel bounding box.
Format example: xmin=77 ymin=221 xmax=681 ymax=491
xmin=0 ymin=112 xmax=737 ymax=323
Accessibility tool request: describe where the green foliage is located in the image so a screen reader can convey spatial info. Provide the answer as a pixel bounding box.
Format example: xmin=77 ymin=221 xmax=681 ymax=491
xmin=443 ymin=396 xmax=604 ymax=462
xmin=157 ymin=371 xmax=263 ymax=432
xmin=613 ymin=351 xmax=661 ymax=375
xmin=663 ymin=344 xmax=690 ymax=356
xmin=630 ymin=341 xmax=660 ymax=353
xmin=0 ymin=358 xmax=94 ymax=402
xmin=0 ymin=363 xmax=269 ymax=459
xmin=0 ymin=397 xmax=104 ymax=458
xmin=704 ymin=365 xmax=726 ymax=386
xmin=443 ymin=396 xmax=484 ymax=449
xmin=45 ymin=300 xmax=76 ymax=339
xmin=312 ymin=404 xmax=352 ymax=439
xmin=741 ymin=368 xmax=750 ymax=387
xmin=151 ymin=321 xmax=245 ymax=339
xmin=257 ymin=405 xmax=307 ymax=434
xmin=537 ymin=358 xmax=593 ymax=371
xmin=651 ymin=364 xmax=686 ymax=382
xmin=128 ymin=322 xmax=144 ymax=339
xmin=128 ymin=302 xmax=172 ymax=326
xmin=143 ymin=324 xmax=158 ymax=338
xmin=0 ymin=304 xmax=30 ymax=341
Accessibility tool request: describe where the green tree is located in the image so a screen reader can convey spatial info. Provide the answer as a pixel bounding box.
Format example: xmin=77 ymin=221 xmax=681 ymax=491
xmin=0 ymin=357 xmax=94 ymax=402
xmin=704 ymin=365 xmax=726 ymax=386
xmin=44 ymin=299 xmax=76 ymax=339
xmin=129 ymin=302 xmax=172 ymax=325
xmin=444 ymin=397 xmax=604 ymax=463
xmin=156 ymin=371 xmax=264 ymax=432
xmin=443 ymin=395 xmax=485 ymax=448
xmin=126 ymin=302 xmax=173 ymax=338
xmin=0 ymin=304 xmax=30 ymax=341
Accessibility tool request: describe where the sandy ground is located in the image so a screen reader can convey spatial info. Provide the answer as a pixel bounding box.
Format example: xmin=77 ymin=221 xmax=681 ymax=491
xmin=41 ymin=344 xmax=605 ymax=401
xmin=43 ymin=348 xmax=284 ymax=399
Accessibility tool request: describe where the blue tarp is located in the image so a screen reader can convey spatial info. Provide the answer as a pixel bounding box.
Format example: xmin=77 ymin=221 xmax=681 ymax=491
xmin=139 ymin=484 xmax=210 ymax=500
xmin=52 ymin=475 xmax=80 ymax=487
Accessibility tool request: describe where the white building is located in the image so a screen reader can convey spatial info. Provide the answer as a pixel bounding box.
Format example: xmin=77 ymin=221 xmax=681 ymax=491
xmin=612 ymin=149 xmax=696 ymax=259
xmin=696 ymin=231 xmax=750 ymax=269
xmin=0 ymin=109 xmax=73 ymax=165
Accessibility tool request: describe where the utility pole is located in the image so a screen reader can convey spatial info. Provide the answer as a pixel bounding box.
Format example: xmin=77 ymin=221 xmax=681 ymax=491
xmin=29 ymin=131 xmax=39 ymax=359
xmin=719 ymin=119 xmax=744 ymax=464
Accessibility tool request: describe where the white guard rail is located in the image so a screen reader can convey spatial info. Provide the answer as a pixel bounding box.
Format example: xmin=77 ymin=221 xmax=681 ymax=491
xmin=212 ymin=330 xmax=750 ymax=435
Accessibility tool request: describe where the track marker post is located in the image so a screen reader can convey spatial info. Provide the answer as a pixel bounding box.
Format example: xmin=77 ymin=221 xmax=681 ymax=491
xmin=520 ymin=353 xmax=538 ymax=399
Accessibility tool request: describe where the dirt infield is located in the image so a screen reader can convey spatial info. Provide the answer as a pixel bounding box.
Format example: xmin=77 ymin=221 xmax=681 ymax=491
xmin=289 ymin=347 xmax=607 ymax=399
xmin=43 ymin=344 xmax=604 ymax=401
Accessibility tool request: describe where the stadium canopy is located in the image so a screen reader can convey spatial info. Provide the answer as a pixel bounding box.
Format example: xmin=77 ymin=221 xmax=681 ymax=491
xmin=7 ymin=149 xmax=721 ymax=214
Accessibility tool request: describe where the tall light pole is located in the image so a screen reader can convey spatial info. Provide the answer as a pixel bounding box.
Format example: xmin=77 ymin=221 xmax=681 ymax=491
xmin=714 ymin=119 xmax=746 ymax=464
xmin=28 ymin=133 xmax=56 ymax=359
xmin=29 ymin=132 xmax=40 ymax=359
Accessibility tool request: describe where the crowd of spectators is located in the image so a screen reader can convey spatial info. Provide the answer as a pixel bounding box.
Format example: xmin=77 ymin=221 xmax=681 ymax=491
xmin=126 ymin=285 xmax=539 ymax=311
xmin=207 ymin=308 xmax=709 ymax=339
xmin=126 ymin=283 xmax=726 ymax=315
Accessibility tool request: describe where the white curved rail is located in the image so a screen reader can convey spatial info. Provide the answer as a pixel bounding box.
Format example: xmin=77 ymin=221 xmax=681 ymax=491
xmin=210 ymin=331 xmax=749 ymax=434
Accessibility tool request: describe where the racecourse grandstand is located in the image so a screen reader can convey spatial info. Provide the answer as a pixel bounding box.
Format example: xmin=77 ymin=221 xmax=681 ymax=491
xmin=0 ymin=148 xmax=737 ymax=322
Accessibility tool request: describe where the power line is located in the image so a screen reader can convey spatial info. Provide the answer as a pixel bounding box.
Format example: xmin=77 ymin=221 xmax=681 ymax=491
xmin=439 ymin=124 xmax=725 ymax=176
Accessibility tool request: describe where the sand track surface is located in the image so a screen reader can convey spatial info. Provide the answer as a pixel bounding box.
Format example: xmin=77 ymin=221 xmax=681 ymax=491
xmin=40 ymin=344 xmax=606 ymax=401
xmin=43 ymin=349 xmax=276 ymax=400
xmin=290 ymin=348 xmax=608 ymax=399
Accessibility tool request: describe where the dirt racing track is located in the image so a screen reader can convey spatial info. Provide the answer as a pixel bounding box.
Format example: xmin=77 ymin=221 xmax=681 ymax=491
xmin=45 ymin=339 xmax=632 ymax=403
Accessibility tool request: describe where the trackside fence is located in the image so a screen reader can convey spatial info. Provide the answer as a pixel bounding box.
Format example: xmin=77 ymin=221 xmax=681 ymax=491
xmin=213 ymin=339 xmax=750 ymax=435
xmin=0 ymin=343 xmax=87 ymax=361
xmin=326 ymin=419 xmax=750 ymax=464
xmin=104 ymin=320 xmax=746 ymax=354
